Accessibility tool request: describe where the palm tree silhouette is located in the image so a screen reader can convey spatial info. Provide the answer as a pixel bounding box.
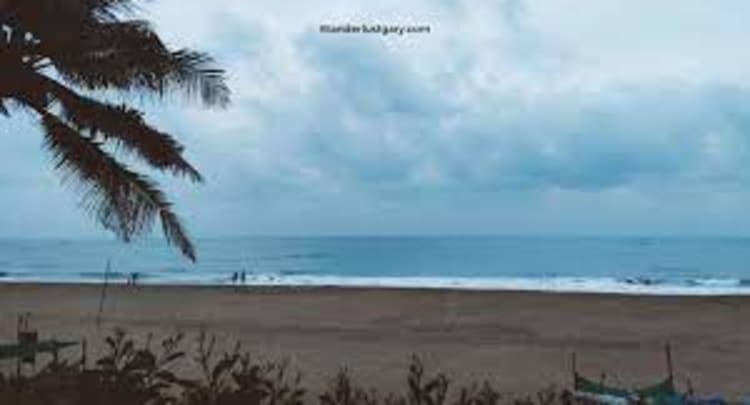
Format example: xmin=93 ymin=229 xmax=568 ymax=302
xmin=0 ymin=0 xmax=230 ymax=261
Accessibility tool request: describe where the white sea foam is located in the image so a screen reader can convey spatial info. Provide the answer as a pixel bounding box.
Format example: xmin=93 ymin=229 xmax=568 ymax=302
xmin=226 ymin=275 xmax=750 ymax=295
xmin=4 ymin=274 xmax=741 ymax=296
xmin=2 ymin=271 xmax=750 ymax=296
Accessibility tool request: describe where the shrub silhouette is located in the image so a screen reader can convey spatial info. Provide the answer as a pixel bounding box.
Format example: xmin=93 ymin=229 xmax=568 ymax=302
xmin=0 ymin=329 xmax=580 ymax=405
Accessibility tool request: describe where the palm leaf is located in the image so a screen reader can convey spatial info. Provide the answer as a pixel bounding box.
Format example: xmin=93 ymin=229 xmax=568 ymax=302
xmin=1 ymin=0 xmax=230 ymax=260
xmin=3 ymin=3 xmax=230 ymax=106
xmin=0 ymin=0 xmax=137 ymax=26
xmin=40 ymin=112 xmax=196 ymax=261
xmin=49 ymin=21 xmax=230 ymax=106
xmin=42 ymin=75 xmax=203 ymax=182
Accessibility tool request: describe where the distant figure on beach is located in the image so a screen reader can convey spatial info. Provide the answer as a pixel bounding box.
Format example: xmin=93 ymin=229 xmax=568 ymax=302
xmin=231 ymin=271 xmax=239 ymax=284
xmin=240 ymin=271 xmax=246 ymax=285
xmin=127 ymin=272 xmax=140 ymax=286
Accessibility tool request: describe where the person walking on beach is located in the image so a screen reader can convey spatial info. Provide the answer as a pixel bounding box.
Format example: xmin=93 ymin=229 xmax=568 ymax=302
xmin=127 ymin=272 xmax=139 ymax=286
xmin=240 ymin=271 xmax=246 ymax=285
xmin=231 ymin=271 xmax=239 ymax=285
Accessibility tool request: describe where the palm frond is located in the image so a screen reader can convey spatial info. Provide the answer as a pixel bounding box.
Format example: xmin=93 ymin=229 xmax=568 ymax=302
xmin=40 ymin=112 xmax=196 ymax=261
xmin=49 ymin=21 xmax=231 ymax=106
xmin=3 ymin=2 xmax=230 ymax=107
xmin=42 ymin=75 xmax=203 ymax=182
xmin=1 ymin=0 xmax=228 ymax=261
xmin=84 ymin=0 xmax=140 ymax=21
xmin=166 ymin=49 xmax=231 ymax=108
xmin=3 ymin=69 xmax=201 ymax=181
xmin=0 ymin=0 xmax=137 ymax=25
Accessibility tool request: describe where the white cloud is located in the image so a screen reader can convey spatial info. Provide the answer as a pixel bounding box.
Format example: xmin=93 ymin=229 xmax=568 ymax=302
xmin=4 ymin=0 xmax=750 ymax=237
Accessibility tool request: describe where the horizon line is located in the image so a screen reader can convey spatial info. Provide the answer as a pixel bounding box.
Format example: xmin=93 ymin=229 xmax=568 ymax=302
xmin=2 ymin=233 xmax=750 ymax=242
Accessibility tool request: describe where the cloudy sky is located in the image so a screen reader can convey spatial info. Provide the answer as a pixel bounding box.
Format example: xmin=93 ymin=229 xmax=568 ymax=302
xmin=3 ymin=0 xmax=750 ymax=238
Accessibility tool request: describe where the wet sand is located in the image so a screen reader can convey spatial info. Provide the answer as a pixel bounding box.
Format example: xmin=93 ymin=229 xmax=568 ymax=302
xmin=1 ymin=283 xmax=749 ymax=397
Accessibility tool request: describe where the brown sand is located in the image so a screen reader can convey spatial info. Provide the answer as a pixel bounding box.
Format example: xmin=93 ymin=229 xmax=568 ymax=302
xmin=1 ymin=283 xmax=749 ymax=397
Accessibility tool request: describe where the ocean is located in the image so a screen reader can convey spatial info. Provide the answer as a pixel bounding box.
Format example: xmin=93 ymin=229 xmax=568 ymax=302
xmin=1 ymin=236 xmax=749 ymax=295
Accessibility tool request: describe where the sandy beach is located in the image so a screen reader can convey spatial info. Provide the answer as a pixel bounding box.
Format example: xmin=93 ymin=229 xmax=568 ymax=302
xmin=1 ymin=284 xmax=749 ymax=398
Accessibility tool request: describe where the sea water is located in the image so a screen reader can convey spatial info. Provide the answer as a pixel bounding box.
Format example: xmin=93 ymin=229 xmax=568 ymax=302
xmin=1 ymin=236 xmax=749 ymax=295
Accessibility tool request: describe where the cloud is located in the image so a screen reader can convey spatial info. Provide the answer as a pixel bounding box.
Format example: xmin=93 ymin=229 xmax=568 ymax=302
xmin=4 ymin=0 xmax=750 ymax=237
xmin=165 ymin=25 xmax=750 ymax=196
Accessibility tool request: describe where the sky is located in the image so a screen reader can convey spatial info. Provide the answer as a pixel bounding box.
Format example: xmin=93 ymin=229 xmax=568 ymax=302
xmin=3 ymin=0 xmax=750 ymax=239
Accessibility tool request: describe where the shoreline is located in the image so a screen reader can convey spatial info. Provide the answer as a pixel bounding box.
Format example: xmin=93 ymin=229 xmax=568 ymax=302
xmin=2 ymin=278 xmax=750 ymax=297
xmin=2 ymin=283 xmax=750 ymax=397
xmin=4 ymin=281 xmax=750 ymax=303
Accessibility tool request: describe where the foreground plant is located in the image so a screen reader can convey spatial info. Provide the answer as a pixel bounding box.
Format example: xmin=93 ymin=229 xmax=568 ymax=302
xmin=180 ymin=331 xmax=305 ymax=405
xmin=0 ymin=0 xmax=230 ymax=260
xmin=0 ymin=329 xmax=581 ymax=405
